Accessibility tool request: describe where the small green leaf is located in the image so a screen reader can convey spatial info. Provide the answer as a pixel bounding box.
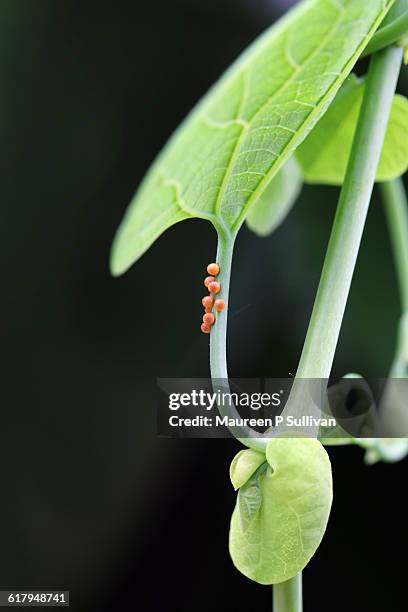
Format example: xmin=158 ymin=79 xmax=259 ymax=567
xmin=229 ymin=438 xmax=332 ymax=585
xmin=238 ymin=481 xmax=263 ymax=532
xmin=296 ymin=75 xmax=408 ymax=185
xmin=246 ymin=158 xmax=302 ymax=237
xmin=111 ymin=0 xmax=395 ymax=275
xmin=229 ymin=448 xmax=266 ymax=490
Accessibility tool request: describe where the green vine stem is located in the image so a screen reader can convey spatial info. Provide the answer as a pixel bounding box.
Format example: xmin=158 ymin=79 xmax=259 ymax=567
xmin=274 ymin=46 xmax=403 ymax=612
xmin=210 ymin=230 xmax=267 ymax=450
xmin=379 ymin=178 xmax=408 ymax=437
xmin=273 ymin=573 xmax=302 ymax=612
xmin=295 ymin=46 xmax=403 ymax=380
xmin=381 ymin=178 xmax=408 ymax=312
xmin=381 ymin=177 xmax=408 ymax=387
xmin=362 ymin=11 xmax=408 ymax=58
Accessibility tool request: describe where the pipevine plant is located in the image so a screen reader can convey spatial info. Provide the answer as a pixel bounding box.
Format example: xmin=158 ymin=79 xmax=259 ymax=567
xmin=111 ymin=1 xmax=408 ymax=610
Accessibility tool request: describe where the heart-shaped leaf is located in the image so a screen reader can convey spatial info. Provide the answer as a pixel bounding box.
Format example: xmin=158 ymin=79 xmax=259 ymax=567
xmin=296 ymin=75 xmax=408 ymax=185
xmin=229 ymin=438 xmax=332 ymax=585
xmin=111 ymin=0 xmax=395 ymax=275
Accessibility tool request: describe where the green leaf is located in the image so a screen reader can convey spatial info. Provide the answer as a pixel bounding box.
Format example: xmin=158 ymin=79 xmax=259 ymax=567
xmin=296 ymin=74 xmax=408 ymax=185
xmin=229 ymin=438 xmax=332 ymax=585
xmin=110 ymin=0 xmax=395 ymax=275
xmin=238 ymin=480 xmax=263 ymax=532
xmin=229 ymin=448 xmax=266 ymax=490
xmin=246 ymin=158 xmax=302 ymax=237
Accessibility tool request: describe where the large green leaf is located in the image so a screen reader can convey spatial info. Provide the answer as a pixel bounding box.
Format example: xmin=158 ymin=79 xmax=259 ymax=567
xmin=111 ymin=0 xmax=395 ymax=275
xmin=229 ymin=438 xmax=332 ymax=585
xmin=246 ymin=84 xmax=408 ymax=235
xmin=246 ymin=157 xmax=302 ymax=237
xmin=296 ymin=75 xmax=408 ymax=185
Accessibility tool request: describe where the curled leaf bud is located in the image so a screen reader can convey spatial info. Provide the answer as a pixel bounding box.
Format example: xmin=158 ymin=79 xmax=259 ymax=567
xmin=208 ymin=281 xmax=220 ymax=294
xmin=214 ymin=299 xmax=226 ymax=312
xmin=207 ymin=263 xmax=220 ymax=276
xmin=204 ymin=276 xmax=215 ymax=288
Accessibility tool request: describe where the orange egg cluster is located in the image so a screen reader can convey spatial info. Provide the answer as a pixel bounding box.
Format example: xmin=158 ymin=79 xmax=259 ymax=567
xmin=200 ymin=263 xmax=226 ymax=334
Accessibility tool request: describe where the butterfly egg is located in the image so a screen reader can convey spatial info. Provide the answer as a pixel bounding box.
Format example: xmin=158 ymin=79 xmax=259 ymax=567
xmin=207 ymin=263 xmax=220 ymax=276
xmin=201 ymin=323 xmax=211 ymax=334
xmin=202 ymin=295 xmax=213 ymax=310
xmin=208 ymin=281 xmax=220 ymax=294
xmin=203 ymin=312 xmax=215 ymax=325
xmin=204 ymin=276 xmax=215 ymax=288
xmin=214 ymin=299 xmax=226 ymax=312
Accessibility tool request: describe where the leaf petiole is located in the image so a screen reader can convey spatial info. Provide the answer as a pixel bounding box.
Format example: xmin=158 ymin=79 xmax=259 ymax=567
xmin=209 ymin=229 xmax=267 ymax=450
xmin=381 ymin=178 xmax=408 ymax=313
xmin=362 ymin=11 xmax=408 ymax=58
xmin=273 ymin=573 xmax=302 ymax=612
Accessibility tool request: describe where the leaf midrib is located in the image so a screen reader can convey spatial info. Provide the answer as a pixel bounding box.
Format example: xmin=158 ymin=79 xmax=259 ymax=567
xmin=210 ymin=2 xmax=344 ymax=224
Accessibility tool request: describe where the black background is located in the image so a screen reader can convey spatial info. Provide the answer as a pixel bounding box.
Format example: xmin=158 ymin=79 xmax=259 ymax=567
xmin=1 ymin=1 xmax=407 ymax=610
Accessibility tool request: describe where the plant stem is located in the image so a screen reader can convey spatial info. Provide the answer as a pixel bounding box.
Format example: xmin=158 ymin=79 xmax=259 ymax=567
xmin=381 ymin=178 xmax=408 ymax=312
xmin=210 ymin=230 xmax=267 ymax=450
xmin=362 ymin=11 xmax=408 ymax=58
xmin=380 ymin=178 xmax=408 ymax=382
xmin=281 ymin=49 xmax=401 ymax=612
xmin=296 ymin=46 xmax=403 ymax=379
xmin=273 ymin=574 xmax=302 ymax=612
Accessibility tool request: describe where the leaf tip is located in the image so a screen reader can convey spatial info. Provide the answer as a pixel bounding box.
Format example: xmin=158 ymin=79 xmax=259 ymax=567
xmin=109 ymin=236 xmax=133 ymax=278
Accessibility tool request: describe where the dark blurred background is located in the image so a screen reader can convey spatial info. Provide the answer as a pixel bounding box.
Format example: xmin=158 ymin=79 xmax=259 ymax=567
xmin=1 ymin=0 xmax=407 ymax=610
